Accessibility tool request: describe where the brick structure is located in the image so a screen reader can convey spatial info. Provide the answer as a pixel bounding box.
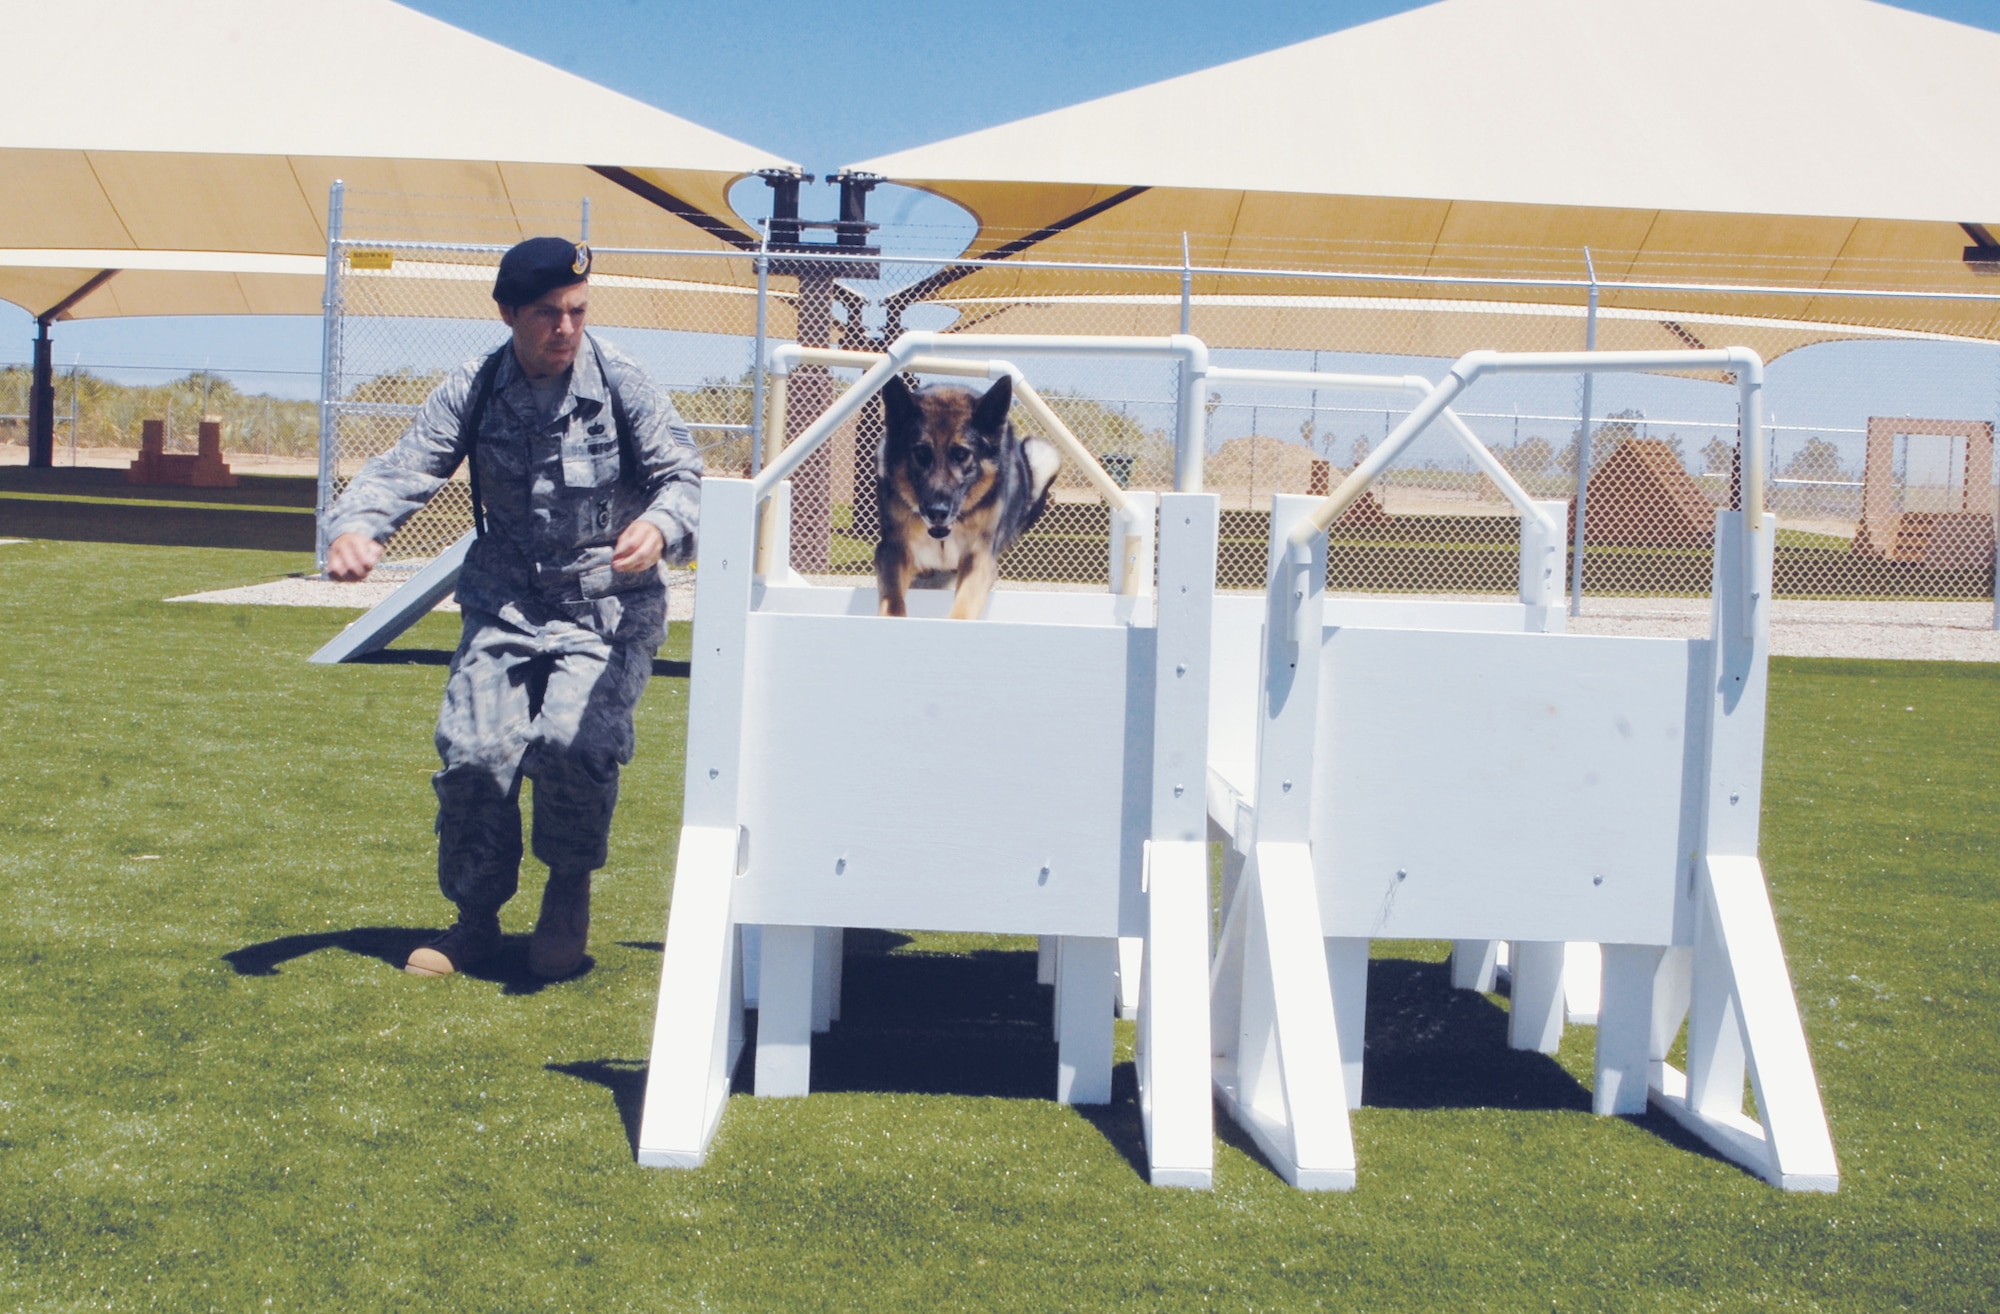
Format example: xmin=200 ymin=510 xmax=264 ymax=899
xmin=1569 ymin=438 xmax=1714 ymax=548
xmin=127 ymin=417 xmax=238 ymax=488
xmin=1306 ymin=455 xmax=1389 ymax=529
xmin=1851 ymin=417 xmax=1994 ymax=568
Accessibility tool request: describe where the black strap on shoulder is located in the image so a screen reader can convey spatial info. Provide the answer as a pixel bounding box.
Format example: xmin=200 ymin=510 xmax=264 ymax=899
xmin=460 ymin=337 xmax=637 ymax=541
xmin=589 ymin=335 xmax=640 ymax=490
xmin=459 ymin=346 xmax=507 ymax=538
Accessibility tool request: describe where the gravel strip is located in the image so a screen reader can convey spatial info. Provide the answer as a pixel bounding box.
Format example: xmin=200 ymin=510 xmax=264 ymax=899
xmin=170 ymin=569 xmax=699 ymax=622
xmin=170 ymin=571 xmax=1996 ymax=662
xmin=1565 ymin=596 xmax=2000 ymax=662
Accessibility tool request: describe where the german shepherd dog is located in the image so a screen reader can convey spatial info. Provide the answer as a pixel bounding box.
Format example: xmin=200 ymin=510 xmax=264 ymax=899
xmin=875 ymin=373 xmax=1060 ymax=619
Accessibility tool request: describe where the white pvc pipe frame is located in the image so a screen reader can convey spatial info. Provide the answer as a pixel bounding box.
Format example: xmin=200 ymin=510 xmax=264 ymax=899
xmin=766 ymin=344 xmax=1135 ymax=513
xmin=760 ymin=340 xmax=1562 ymax=540
xmin=754 ymin=340 xmax=1760 ymax=603
xmin=1203 ymin=365 xmax=1561 ymax=542
xmin=1284 ymin=349 xmax=1767 ymax=613
xmin=754 ymin=334 xmax=1211 ymax=506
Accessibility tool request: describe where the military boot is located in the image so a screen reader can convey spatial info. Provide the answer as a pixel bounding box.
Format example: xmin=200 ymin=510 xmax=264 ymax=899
xmin=528 ymin=870 xmax=591 ymax=979
xmin=405 ymin=910 xmax=502 ymax=977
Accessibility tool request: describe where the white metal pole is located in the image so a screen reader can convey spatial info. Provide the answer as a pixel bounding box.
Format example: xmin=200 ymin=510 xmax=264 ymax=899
xmin=750 ymin=232 xmax=769 ymax=475
xmin=68 ymin=358 xmax=78 ymax=466
xmin=1570 ymin=248 xmax=1598 ymax=617
xmin=581 ymin=197 xmax=591 ymax=242
xmin=1180 ymin=233 xmax=1193 ymax=336
xmin=1179 ymin=239 xmax=1199 ymax=491
xmin=316 ymin=178 xmax=345 ymax=574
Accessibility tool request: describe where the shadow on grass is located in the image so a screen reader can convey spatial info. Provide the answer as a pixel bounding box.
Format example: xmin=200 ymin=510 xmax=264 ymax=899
xmin=1358 ymin=956 xmax=1591 ymax=1112
xmin=547 ymin=945 xmax=1708 ymax=1181
xmin=222 ymin=926 xmax=582 ymax=996
xmin=0 ymin=496 xmax=313 ymax=551
xmin=550 ymin=1026 xmax=757 ymax=1158
xmin=548 ymin=1058 xmax=647 ymax=1154
xmin=1214 ymin=956 xmax=1745 ymax=1185
xmin=549 ymin=929 xmax=1158 ymax=1172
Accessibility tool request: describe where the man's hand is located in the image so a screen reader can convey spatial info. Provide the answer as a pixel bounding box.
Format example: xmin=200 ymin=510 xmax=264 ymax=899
xmin=326 ymin=532 xmax=385 ymax=583
xmin=611 ymin=519 xmax=666 ymax=574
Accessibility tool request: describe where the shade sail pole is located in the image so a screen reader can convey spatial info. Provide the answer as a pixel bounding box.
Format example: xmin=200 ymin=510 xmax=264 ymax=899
xmin=28 ymin=270 xmax=117 ymax=468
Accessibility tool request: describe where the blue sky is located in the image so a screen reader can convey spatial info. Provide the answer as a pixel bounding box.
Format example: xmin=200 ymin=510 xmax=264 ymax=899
xmin=6 ymin=0 xmax=2000 ymax=402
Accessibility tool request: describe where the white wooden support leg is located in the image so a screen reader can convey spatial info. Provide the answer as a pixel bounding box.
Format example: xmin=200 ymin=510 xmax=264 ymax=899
xmin=1450 ymin=940 xmax=1500 ymax=992
xmin=636 ymin=826 xmax=743 ymax=1167
xmin=1139 ymin=840 xmax=1213 ymax=1188
xmin=1133 ymin=491 xmax=1215 ymax=1177
xmin=1036 ymin=935 xmax=1056 ymax=985
xmin=1215 ymin=844 xmax=1354 ymax=1191
xmin=1324 ymin=938 xmax=1369 ymax=1110
xmin=1564 ymin=942 xmax=1602 ymax=1025
xmin=1508 ymin=941 xmax=1567 ymax=1053
xmin=1650 ymin=946 xmax=1693 ymax=1089
xmin=1054 ymin=936 xmax=1116 ymax=1105
xmin=1116 ymin=937 xmax=1144 ymax=1020
xmin=1685 ymin=896 xmax=1748 ymax=1118
xmin=1644 ymin=512 xmax=1836 ymax=1190
xmin=640 ymin=478 xmax=756 ymax=1167
xmin=1702 ymin=855 xmax=1840 ymax=1191
xmin=754 ymin=924 xmax=816 ymax=1098
xmin=811 ymin=926 xmax=842 ymax=1033
xmin=1594 ymin=944 xmax=1664 ymax=1114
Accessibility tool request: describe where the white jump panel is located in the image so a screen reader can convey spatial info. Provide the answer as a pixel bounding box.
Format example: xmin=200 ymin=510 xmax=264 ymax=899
xmin=732 ymin=613 xmax=1151 ymax=937
xmin=1205 ymin=594 xmax=1565 ymax=834
xmin=1312 ymin=627 xmax=1705 ymax=945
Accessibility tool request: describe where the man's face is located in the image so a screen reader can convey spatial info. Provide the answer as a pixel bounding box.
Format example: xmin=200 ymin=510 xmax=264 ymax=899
xmin=500 ymin=281 xmax=589 ymax=379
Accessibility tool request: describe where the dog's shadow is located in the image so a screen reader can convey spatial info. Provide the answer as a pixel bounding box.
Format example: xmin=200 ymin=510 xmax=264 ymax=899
xmin=223 ymin=926 xmax=581 ymax=996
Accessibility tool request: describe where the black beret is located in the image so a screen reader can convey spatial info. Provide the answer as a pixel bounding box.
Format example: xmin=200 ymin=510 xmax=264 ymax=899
xmin=493 ymin=236 xmax=591 ymax=307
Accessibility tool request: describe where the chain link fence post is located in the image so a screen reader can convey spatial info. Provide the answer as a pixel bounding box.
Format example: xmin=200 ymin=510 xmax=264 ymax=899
xmin=1569 ymin=248 xmax=1598 ymax=617
xmin=315 ymin=178 xmax=345 ymax=573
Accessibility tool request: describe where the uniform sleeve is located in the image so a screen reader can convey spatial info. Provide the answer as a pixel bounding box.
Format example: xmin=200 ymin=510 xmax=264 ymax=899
xmin=606 ymin=352 xmax=704 ymax=565
xmin=321 ymin=361 xmax=479 ymax=545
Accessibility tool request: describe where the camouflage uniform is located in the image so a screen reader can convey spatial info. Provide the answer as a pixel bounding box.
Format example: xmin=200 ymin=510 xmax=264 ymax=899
xmin=325 ymin=334 xmax=701 ymax=912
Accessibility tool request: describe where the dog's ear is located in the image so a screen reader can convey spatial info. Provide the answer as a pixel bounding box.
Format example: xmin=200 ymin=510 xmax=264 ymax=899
xmin=880 ymin=374 xmax=919 ymax=448
xmin=970 ymin=374 xmax=1013 ymax=437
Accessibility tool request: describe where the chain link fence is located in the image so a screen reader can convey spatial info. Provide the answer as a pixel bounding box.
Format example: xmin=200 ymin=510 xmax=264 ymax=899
xmin=321 ymin=197 xmax=2000 ymax=612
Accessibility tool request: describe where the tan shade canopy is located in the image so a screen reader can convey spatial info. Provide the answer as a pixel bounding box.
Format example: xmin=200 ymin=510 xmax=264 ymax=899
xmin=0 ymin=0 xmax=793 ymax=322
xmin=853 ymin=0 xmax=2000 ymax=342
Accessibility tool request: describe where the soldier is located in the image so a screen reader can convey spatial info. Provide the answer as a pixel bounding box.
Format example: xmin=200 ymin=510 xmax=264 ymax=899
xmin=324 ymin=236 xmax=701 ymax=980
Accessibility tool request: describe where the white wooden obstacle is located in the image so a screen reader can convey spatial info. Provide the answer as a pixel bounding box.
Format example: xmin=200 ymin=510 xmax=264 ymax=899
xmin=637 ymin=335 xmax=1223 ymax=1188
xmin=1206 ymin=348 xmax=1838 ymax=1193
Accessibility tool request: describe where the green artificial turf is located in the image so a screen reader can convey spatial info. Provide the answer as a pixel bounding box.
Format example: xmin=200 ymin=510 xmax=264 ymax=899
xmin=1 ymin=538 xmax=1996 ymax=1310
